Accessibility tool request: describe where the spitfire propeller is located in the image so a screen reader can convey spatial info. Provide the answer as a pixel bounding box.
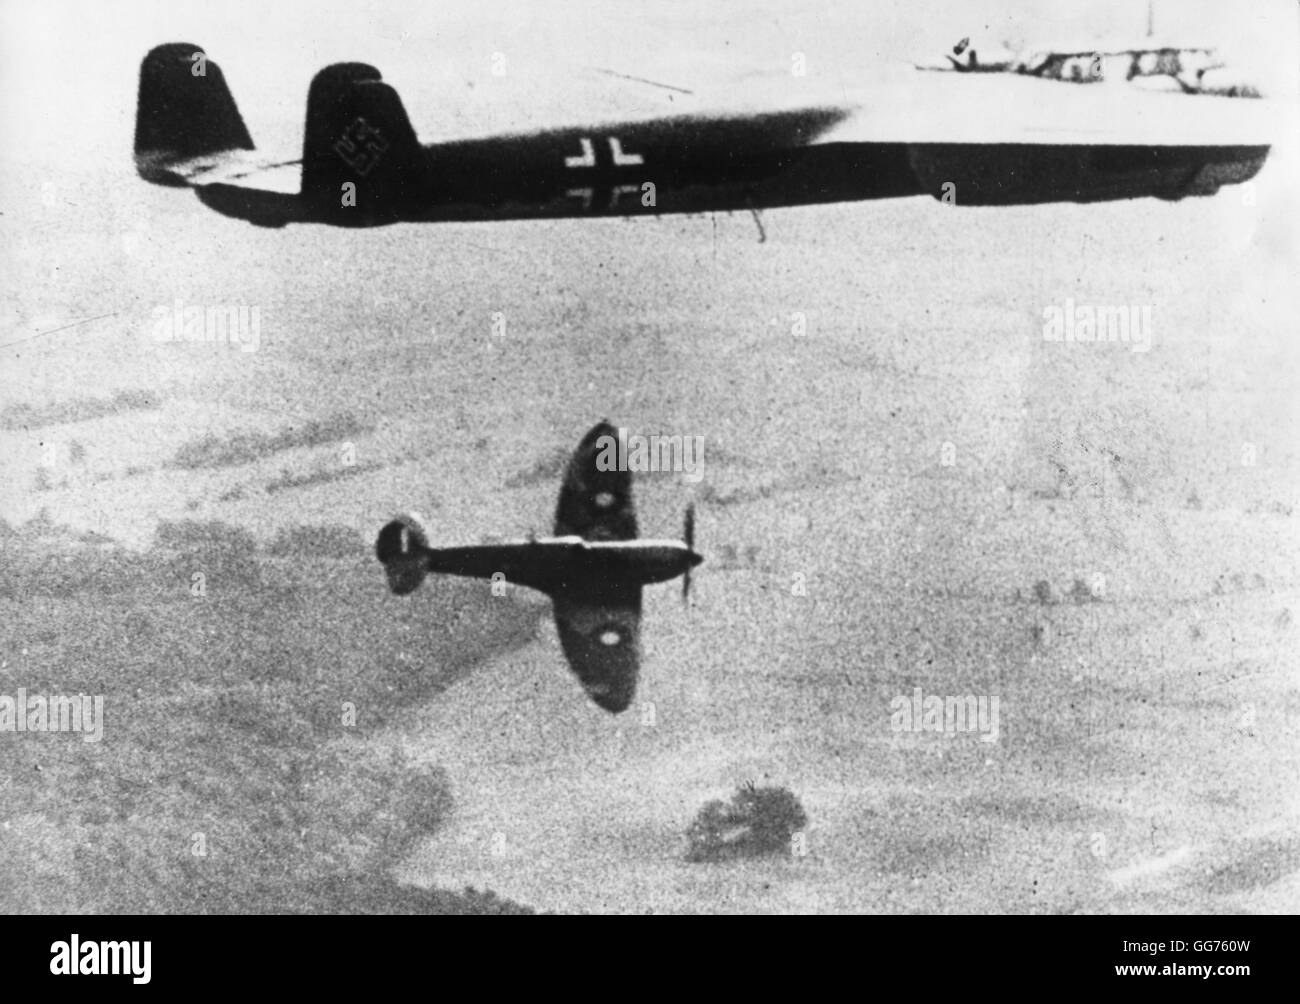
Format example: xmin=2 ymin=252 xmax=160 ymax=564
xmin=683 ymin=503 xmax=696 ymax=604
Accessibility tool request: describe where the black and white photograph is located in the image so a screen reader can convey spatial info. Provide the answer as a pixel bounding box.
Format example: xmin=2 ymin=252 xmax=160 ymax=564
xmin=1 ymin=0 xmax=1297 ymax=937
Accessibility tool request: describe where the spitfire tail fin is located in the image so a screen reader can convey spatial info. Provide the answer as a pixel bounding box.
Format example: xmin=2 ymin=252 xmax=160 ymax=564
xmin=135 ymin=43 xmax=254 ymax=183
xmin=376 ymin=514 xmax=431 ymax=596
xmin=300 ymin=63 xmax=426 ymax=223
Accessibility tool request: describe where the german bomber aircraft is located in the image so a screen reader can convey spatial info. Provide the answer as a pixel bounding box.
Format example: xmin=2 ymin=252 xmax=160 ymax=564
xmin=375 ymin=422 xmax=702 ymax=714
xmin=135 ymin=42 xmax=1273 ymax=228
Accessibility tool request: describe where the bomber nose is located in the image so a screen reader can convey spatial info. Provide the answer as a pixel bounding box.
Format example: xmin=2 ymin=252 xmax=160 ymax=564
xmin=688 ymin=551 xmax=704 ymax=568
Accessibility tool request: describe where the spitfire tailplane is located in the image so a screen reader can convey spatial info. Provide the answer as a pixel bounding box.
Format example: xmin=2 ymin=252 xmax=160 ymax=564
xmin=135 ymin=43 xmax=255 ymax=183
xmin=376 ymin=514 xmax=431 ymax=596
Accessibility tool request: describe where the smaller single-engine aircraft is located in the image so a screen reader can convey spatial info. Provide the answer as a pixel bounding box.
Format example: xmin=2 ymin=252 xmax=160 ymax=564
xmin=376 ymin=422 xmax=702 ymax=714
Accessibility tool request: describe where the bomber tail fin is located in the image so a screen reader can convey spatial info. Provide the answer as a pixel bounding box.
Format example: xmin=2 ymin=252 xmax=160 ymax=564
xmin=135 ymin=43 xmax=254 ymax=183
xmin=300 ymin=63 xmax=426 ymax=223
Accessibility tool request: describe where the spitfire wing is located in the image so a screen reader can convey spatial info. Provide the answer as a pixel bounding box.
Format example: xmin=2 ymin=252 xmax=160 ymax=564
xmin=553 ymin=582 xmax=642 ymax=713
xmin=553 ymin=421 xmax=637 ymax=541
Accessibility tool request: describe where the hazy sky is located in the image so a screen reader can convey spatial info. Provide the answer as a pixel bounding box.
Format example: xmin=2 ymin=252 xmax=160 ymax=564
xmin=1 ymin=0 xmax=1296 ymax=175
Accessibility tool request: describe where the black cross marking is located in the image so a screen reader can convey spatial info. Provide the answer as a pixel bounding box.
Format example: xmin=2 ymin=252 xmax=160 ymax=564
xmin=563 ymin=136 xmax=646 ymax=211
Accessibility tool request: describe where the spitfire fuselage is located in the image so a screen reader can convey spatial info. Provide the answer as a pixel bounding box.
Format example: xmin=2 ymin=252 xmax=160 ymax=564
xmin=422 ymin=537 xmax=700 ymax=596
